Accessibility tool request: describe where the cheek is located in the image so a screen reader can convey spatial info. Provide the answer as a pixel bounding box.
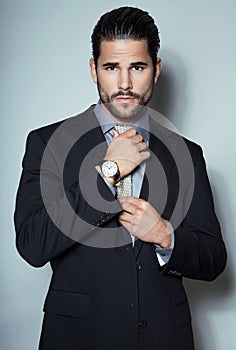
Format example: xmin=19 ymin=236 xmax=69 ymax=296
xmin=133 ymin=72 xmax=154 ymax=90
xmin=98 ymin=76 xmax=118 ymax=93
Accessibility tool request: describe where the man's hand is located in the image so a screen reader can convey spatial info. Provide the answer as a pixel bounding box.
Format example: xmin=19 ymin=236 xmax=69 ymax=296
xmin=118 ymin=196 xmax=172 ymax=248
xmin=104 ymin=128 xmax=150 ymax=178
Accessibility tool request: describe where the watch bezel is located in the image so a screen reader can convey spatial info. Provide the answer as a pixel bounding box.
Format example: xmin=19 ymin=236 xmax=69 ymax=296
xmin=101 ymin=160 xmax=121 ymax=184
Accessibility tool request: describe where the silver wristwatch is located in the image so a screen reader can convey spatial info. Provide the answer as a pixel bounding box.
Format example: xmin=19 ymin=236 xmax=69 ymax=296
xmin=100 ymin=160 xmax=121 ymax=184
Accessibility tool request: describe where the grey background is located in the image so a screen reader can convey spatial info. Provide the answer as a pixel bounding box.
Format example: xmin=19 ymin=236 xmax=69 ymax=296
xmin=1 ymin=0 xmax=235 ymax=349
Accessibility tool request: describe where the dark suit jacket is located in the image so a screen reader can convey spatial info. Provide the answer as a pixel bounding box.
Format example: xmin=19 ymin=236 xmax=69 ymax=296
xmin=14 ymin=105 xmax=227 ymax=350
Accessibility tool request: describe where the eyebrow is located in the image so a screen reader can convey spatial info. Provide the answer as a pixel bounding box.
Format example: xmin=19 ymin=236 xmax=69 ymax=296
xmin=130 ymin=62 xmax=148 ymax=67
xmin=102 ymin=61 xmax=148 ymax=67
xmin=102 ymin=62 xmax=119 ymax=67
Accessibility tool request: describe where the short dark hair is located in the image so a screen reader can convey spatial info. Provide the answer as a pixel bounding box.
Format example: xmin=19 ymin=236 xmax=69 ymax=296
xmin=91 ymin=6 xmax=160 ymax=68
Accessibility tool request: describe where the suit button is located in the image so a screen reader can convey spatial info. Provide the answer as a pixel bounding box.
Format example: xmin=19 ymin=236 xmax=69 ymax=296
xmin=168 ymin=269 xmax=182 ymax=277
xmin=100 ymin=216 xmax=106 ymax=223
xmin=136 ymin=262 xmax=142 ymax=270
xmin=94 ymin=219 xmax=101 ymax=227
xmin=104 ymin=212 xmax=111 ymax=219
xmin=138 ymin=320 xmax=147 ymax=329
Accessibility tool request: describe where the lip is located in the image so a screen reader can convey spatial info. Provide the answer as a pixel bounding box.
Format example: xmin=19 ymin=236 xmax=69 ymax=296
xmin=115 ymin=96 xmax=135 ymax=103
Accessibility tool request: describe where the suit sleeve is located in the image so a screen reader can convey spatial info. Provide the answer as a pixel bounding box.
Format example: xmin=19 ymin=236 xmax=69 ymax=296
xmin=163 ymin=146 xmax=227 ymax=281
xmin=14 ymin=130 xmax=121 ymax=267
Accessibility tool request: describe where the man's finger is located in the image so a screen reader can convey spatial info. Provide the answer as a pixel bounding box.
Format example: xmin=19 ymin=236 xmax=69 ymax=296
xmin=118 ymin=196 xmax=147 ymax=209
xmin=137 ymin=142 xmax=147 ymax=152
xmin=120 ymin=201 xmax=137 ymax=214
xmin=113 ymin=129 xmax=119 ymax=138
xmin=119 ymin=212 xmax=133 ymax=223
xmin=140 ymin=150 xmax=150 ymax=161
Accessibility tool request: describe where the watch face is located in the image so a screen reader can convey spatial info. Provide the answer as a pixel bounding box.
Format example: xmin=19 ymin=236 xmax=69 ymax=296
xmin=101 ymin=161 xmax=118 ymax=177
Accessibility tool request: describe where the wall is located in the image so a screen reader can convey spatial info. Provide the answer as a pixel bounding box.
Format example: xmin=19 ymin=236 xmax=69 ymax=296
xmin=1 ymin=1 xmax=235 ymax=349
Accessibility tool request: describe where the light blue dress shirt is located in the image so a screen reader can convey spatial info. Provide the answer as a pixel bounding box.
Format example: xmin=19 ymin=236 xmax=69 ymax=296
xmin=94 ymin=103 xmax=174 ymax=265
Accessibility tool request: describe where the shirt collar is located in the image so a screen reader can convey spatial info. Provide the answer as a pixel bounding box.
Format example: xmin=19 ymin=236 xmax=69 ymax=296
xmin=94 ymin=101 xmax=150 ymax=143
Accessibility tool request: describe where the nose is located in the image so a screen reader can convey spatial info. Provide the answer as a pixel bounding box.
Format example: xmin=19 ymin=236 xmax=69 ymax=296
xmin=118 ymin=69 xmax=132 ymax=91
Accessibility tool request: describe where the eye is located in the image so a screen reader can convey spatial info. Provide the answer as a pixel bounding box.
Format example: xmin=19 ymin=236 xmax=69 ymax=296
xmin=106 ymin=66 xmax=117 ymax=71
xmin=132 ymin=66 xmax=144 ymax=71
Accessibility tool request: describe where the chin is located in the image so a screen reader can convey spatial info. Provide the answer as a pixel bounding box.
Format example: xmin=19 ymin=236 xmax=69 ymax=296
xmin=102 ymin=101 xmax=146 ymax=122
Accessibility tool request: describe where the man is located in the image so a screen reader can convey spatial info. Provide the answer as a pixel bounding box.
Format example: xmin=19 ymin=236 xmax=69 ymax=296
xmin=14 ymin=6 xmax=227 ymax=350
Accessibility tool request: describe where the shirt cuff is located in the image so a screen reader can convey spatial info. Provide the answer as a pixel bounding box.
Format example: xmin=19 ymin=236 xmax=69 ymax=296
xmin=154 ymin=223 xmax=175 ymax=266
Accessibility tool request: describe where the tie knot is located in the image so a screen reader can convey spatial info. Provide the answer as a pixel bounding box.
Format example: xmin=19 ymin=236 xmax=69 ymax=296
xmin=114 ymin=124 xmax=133 ymax=134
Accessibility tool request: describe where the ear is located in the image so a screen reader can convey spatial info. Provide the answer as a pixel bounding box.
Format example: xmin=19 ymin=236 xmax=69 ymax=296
xmin=90 ymin=58 xmax=97 ymax=84
xmin=154 ymin=57 xmax=162 ymax=84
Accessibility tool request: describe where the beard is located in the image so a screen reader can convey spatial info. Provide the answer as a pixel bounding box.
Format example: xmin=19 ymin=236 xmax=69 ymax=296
xmin=97 ymin=81 xmax=154 ymax=123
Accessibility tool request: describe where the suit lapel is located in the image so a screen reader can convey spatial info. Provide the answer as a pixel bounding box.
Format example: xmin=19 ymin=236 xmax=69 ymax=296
xmin=73 ymin=106 xmax=108 ymax=171
xmin=135 ymin=116 xmax=179 ymax=258
xmin=140 ymin=116 xmax=178 ymax=205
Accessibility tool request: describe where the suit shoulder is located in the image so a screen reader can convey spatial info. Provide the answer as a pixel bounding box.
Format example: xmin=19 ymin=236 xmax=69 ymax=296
xmin=150 ymin=115 xmax=203 ymax=158
xmin=182 ymin=136 xmax=203 ymax=158
xmin=27 ymin=105 xmax=96 ymax=143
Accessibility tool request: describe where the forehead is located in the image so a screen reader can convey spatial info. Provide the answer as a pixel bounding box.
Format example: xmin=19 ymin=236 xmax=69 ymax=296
xmin=98 ymin=39 xmax=151 ymax=63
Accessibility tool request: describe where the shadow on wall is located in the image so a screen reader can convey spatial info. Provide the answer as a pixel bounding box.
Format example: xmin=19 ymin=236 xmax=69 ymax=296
xmin=149 ymin=50 xmax=233 ymax=349
xmin=149 ymin=49 xmax=189 ymax=132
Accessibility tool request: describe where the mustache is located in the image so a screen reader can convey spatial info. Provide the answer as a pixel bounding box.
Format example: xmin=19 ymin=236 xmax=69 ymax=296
xmin=111 ymin=91 xmax=140 ymax=100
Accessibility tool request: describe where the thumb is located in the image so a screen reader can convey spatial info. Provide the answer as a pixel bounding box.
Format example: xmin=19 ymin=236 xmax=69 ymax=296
xmin=113 ymin=129 xmax=119 ymax=138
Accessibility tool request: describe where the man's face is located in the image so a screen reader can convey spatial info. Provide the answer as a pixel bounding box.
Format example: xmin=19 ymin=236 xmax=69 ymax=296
xmin=90 ymin=39 xmax=161 ymax=123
